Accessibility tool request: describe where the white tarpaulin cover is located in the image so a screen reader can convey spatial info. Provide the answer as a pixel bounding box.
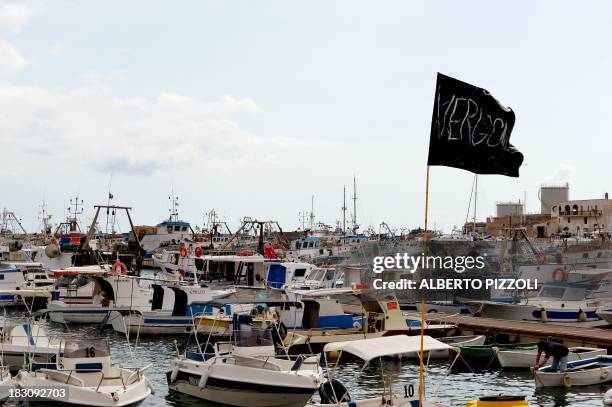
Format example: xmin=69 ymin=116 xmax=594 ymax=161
xmin=323 ymin=335 xmax=453 ymax=362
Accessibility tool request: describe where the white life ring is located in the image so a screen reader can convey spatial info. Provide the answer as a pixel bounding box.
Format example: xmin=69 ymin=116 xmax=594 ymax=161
xmin=353 ymin=321 xmax=362 ymax=330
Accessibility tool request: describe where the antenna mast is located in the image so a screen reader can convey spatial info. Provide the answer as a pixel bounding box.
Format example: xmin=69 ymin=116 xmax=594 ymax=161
xmin=169 ymin=188 xmax=179 ymax=221
xmin=310 ymin=195 xmax=315 ymax=230
xmin=352 ymin=175 xmax=358 ymax=234
xmin=67 ymin=195 xmax=84 ymax=232
xmin=342 ymin=185 xmax=347 ymax=235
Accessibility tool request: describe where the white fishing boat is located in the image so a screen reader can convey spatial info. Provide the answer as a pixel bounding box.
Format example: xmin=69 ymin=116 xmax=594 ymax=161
xmin=47 ymin=265 xmax=232 ymax=327
xmin=141 ymin=195 xmax=193 ymax=258
xmin=309 ymin=335 xmax=452 ymax=407
xmin=195 ymin=302 xmax=279 ymax=337
xmin=14 ymin=339 xmax=153 ymax=406
xmin=284 ymin=292 xmax=455 ymax=355
xmin=0 ymin=262 xmax=51 ymax=305
xmin=534 ymin=355 xmax=612 ymax=388
xmin=469 ymin=284 xmax=612 ymax=322
xmin=109 ymin=283 xmax=234 ymax=336
xmin=47 ymin=265 xmax=152 ymax=324
xmin=167 ymin=328 xmax=323 ymax=407
xmin=496 ymin=346 xmax=606 ymax=369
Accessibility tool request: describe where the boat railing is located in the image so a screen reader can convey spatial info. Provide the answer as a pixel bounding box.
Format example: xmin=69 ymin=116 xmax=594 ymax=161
xmin=123 ymin=362 xmax=152 ymax=387
xmin=38 ymin=368 xmax=85 ymax=387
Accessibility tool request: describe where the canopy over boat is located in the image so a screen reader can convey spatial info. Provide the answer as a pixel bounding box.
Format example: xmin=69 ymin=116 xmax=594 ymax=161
xmin=323 ymin=335 xmax=453 ymax=362
xmin=0 ymin=289 xmax=51 ymax=298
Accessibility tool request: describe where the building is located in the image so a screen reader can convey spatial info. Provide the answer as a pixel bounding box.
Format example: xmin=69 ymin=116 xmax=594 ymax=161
xmin=539 ymin=184 xmax=570 ymax=215
xmin=549 ymin=195 xmax=612 ymax=237
xmin=496 ymin=201 xmax=524 ymax=217
xmin=485 ymin=214 xmax=551 ymax=238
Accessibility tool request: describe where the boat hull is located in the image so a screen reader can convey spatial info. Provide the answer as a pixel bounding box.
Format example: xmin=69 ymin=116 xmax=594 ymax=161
xmin=167 ymin=363 xmax=319 ymax=407
xmin=110 ymin=312 xmax=193 ymax=336
xmin=14 ymin=370 xmax=151 ymax=406
xmin=535 ymin=356 xmax=612 ymax=388
xmin=497 ymin=347 xmax=606 ymax=369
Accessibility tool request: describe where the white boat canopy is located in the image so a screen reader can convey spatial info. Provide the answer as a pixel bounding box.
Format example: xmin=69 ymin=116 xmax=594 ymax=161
xmin=323 ymin=335 xmax=454 ymax=362
xmin=0 ymin=289 xmax=51 ymax=298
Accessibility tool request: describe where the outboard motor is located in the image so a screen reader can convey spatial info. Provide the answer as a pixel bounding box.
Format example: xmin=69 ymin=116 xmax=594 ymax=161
xmin=266 ymin=321 xmax=287 ymax=349
xmin=318 ymin=379 xmax=350 ymax=404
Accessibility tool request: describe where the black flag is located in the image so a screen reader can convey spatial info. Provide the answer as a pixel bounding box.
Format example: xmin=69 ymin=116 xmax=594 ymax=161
xmin=427 ymin=73 xmax=523 ymax=177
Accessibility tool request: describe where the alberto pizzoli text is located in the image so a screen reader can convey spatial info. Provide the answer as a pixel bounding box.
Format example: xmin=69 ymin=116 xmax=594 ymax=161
xmin=371 ymin=253 xmax=538 ymax=291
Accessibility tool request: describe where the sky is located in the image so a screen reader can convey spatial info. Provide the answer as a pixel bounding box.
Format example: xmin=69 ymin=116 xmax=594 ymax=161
xmin=1 ymin=1 xmax=611 ymax=235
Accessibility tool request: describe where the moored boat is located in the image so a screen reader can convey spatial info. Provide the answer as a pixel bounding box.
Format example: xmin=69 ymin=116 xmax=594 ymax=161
xmin=534 ymin=355 xmax=612 ymax=388
xmin=451 ymin=343 xmax=538 ymax=372
xmin=167 ymin=328 xmax=323 ymax=406
xmin=309 ymin=335 xmax=452 ymax=407
xmin=496 ymin=346 xmax=606 ymax=369
xmin=14 ymin=339 xmax=153 ymax=406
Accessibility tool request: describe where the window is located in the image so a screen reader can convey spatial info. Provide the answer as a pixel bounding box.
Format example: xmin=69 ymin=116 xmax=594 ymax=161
xmin=174 ymin=226 xmax=180 ymax=232
xmin=584 ymin=217 xmax=588 ymax=224
xmin=294 ymin=268 xmax=306 ymax=277
xmin=167 ymin=226 xmax=173 ymax=233
xmin=309 ymin=242 xmax=314 ymax=248
xmin=182 ymin=227 xmax=187 ymax=232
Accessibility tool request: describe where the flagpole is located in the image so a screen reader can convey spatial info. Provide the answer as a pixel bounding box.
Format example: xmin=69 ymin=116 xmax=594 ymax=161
xmin=418 ymin=165 xmax=430 ymax=405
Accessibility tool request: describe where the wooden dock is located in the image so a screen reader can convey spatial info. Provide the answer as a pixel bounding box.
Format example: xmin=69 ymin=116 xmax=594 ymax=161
xmin=342 ymin=304 xmax=612 ymax=349
xmin=408 ymin=312 xmax=612 ymax=350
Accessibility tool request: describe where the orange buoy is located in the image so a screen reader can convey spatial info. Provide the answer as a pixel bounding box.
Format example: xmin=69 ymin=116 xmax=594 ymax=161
xmin=180 ymin=247 xmax=188 ymax=257
xmin=112 ymin=261 xmax=128 ymax=274
xmin=552 ymin=267 xmax=568 ymax=282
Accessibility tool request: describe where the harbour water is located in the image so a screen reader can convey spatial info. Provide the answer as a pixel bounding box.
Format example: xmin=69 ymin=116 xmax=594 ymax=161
xmin=3 ymin=314 xmax=603 ymax=407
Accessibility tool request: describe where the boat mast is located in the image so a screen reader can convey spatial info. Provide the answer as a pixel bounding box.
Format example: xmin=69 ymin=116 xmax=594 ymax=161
xmin=38 ymin=199 xmax=52 ymax=240
xmin=169 ymin=188 xmax=179 ymax=222
xmin=67 ymin=195 xmax=84 ymax=232
xmin=352 ymin=175 xmax=358 ymax=234
xmin=310 ymin=194 xmax=315 ymax=230
xmin=342 ymin=185 xmax=347 ymax=235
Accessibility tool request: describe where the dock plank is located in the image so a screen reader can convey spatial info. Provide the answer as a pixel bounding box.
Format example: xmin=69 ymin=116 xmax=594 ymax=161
xmin=414 ymin=313 xmax=612 ymax=348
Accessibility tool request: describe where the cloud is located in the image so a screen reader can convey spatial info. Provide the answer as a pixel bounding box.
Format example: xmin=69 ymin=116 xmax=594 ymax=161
xmin=0 ymin=3 xmax=35 ymax=74
xmin=46 ymin=42 xmax=63 ymax=56
xmin=0 ymin=83 xmax=328 ymax=177
xmin=0 ymin=3 xmax=33 ymax=33
xmin=0 ymin=37 xmax=24 ymax=72
xmin=540 ymin=164 xmax=574 ymax=186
